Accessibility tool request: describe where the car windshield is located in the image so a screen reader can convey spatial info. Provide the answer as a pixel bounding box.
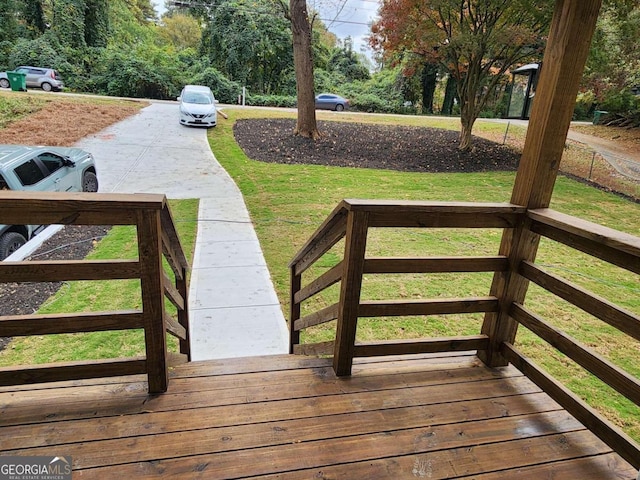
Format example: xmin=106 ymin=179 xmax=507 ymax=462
xmin=183 ymin=93 xmax=212 ymax=105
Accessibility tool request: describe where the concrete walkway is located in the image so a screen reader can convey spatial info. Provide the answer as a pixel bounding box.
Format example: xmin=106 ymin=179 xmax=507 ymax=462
xmin=75 ymin=102 xmax=289 ymax=360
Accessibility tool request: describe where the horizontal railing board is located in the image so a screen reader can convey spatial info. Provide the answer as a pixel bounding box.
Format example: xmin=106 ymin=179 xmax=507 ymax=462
xmin=290 ymin=201 xmax=524 ymax=274
xmin=294 ymin=262 xmax=344 ymax=304
xmin=0 ymin=210 xmax=139 ymax=226
xmin=363 ymin=256 xmax=509 ymax=274
xmin=0 ymin=311 xmax=144 ymax=336
xmin=510 ymin=304 xmax=640 ymax=407
xmin=353 ymin=335 xmax=489 ymax=357
xmin=529 ymin=211 xmax=640 ymax=275
xmin=520 ymin=261 xmax=640 ymax=342
xmin=0 ymin=194 xmax=165 ymax=228
xmin=502 ymin=343 xmax=640 ymax=470
xmin=368 ymin=212 xmax=521 ymax=229
xmin=344 ymin=199 xmax=525 ymax=214
xmin=0 ymin=192 xmax=165 ymax=210
xmin=358 ymin=297 xmax=499 ymax=317
xmin=0 ymin=357 xmax=148 ymax=386
xmin=294 ymin=303 xmax=339 ymax=331
xmin=293 ymin=341 xmax=335 ymax=356
xmin=0 ymin=259 xmax=141 ymax=282
xmin=528 ymin=208 xmax=640 ymax=259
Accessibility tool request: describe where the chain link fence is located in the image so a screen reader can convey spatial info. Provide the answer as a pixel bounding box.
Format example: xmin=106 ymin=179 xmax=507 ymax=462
xmin=500 ymin=121 xmax=640 ymax=201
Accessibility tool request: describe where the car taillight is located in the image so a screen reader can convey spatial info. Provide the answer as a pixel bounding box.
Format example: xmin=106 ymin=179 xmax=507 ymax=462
xmin=49 ymin=71 xmax=55 ymax=78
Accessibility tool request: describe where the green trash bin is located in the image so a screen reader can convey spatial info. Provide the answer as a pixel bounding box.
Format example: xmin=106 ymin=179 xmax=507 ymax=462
xmin=593 ymin=110 xmax=608 ymax=125
xmin=7 ymin=71 xmax=27 ymax=92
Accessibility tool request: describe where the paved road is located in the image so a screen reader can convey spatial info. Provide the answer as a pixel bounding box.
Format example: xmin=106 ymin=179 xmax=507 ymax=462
xmin=494 ymin=118 xmax=640 ymax=181
xmin=566 ymin=129 xmax=640 ymax=181
xmin=76 ymin=102 xmax=289 ymax=360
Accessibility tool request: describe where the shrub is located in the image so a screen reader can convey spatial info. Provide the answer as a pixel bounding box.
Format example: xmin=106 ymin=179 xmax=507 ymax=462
xmin=191 ymin=67 xmax=241 ymax=104
xmin=574 ymin=91 xmax=596 ymax=120
xmin=598 ymin=90 xmax=640 ymax=114
xmin=6 ymin=34 xmax=73 ymax=82
xmin=245 ymin=94 xmax=297 ymax=108
xmin=92 ymin=50 xmax=172 ymax=99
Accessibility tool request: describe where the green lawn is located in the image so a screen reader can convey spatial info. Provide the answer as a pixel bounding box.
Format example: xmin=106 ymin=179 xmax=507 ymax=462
xmin=210 ymin=108 xmax=640 ymax=441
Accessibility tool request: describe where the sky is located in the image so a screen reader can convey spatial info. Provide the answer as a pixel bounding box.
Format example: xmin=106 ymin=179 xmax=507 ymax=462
xmin=151 ymin=0 xmax=379 ymax=61
xmin=312 ymin=0 xmax=379 ymax=58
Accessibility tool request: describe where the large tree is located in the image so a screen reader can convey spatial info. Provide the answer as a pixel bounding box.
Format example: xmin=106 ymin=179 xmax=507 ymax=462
xmin=200 ymin=0 xmax=293 ymax=94
xmin=372 ymin=0 xmax=554 ymax=151
xmin=284 ymin=0 xmax=320 ymax=139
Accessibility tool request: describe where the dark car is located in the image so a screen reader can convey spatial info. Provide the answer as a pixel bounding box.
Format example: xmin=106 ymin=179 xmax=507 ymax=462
xmin=315 ymin=93 xmax=350 ymax=111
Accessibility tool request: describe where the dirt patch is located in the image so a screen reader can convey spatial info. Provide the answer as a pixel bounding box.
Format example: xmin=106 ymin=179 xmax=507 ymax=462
xmin=0 ymin=97 xmax=144 ymax=146
xmin=233 ymin=118 xmax=521 ymax=173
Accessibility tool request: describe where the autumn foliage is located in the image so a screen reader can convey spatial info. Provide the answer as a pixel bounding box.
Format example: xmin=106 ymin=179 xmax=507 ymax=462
xmin=371 ymin=0 xmax=554 ymax=151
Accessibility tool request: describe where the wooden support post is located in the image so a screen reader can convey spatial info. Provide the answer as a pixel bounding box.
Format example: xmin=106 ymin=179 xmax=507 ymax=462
xmin=333 ymin=210 xmax=369 ymax=376
xmin=479 ymin=0 xmax=603 ymax=367
xmin=289 ymin=266 xmax=301 ymax=354
xmin=137 ymin=209 xmax=169 ymax=393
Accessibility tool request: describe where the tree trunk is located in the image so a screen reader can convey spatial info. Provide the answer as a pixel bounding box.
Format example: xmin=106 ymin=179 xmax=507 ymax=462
xmin=290 ymin=0 xmax=320 ymax=139
xmin=441 ymin=75 xmax=457 ymax=115
xmin=421 ymin=63 xmax=437 ymax=114
xmin=458 ymin=99 xmax=476 ymax=152
xmin=457 ymin=63 xmax=480 ymax=151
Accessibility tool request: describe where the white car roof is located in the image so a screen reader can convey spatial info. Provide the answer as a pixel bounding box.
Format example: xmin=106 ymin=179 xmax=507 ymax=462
xmin=183 ymin=85 xmax=213 ymax=93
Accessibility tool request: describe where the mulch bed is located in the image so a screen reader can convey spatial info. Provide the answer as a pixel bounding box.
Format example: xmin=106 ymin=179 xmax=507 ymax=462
xmin=233 ymin=118 xmax=521 ymax=172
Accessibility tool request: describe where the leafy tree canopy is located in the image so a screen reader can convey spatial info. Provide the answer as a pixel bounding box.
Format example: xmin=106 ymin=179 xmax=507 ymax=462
xmin=158 ymin=12 xmax=203 ymax=51
xmin=372 ymin=0 xmax=554 ymax=150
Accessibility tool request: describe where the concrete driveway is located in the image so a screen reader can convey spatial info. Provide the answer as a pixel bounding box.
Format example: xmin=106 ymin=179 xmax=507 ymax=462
xmin=76 ymin=102 xmax=289 ymax=360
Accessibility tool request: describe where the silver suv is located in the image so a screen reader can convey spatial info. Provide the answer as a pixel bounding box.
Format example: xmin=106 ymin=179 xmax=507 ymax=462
xmin=0 ymin=66 xmax=64 ymax=92
xmin=0 ymin=145 xmax=98 ymax=260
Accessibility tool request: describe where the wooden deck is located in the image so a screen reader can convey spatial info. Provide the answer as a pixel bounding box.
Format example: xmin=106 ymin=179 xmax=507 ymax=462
xmin=1 ymin=353 xmax=636 ymax=479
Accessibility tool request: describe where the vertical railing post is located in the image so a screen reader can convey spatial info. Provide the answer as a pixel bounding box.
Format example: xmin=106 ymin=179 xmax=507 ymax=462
xmin=479 ymin=0 xmax=602 ymax=367
xmin=289 ymin=266 xmax=301 ymax=354
xmin=333 ymin=210 xmax=369 ymax=376
xmin=177 ymin=265 xmax=191 ymax=360
xmin=137 ymin=209 xmax=169 ymax=393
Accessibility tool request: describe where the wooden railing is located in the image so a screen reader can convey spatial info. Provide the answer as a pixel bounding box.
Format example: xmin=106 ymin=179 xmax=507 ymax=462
xmin=0 ymin=192 xmax=190 ymax=393
xmin=289 ymin=199 xmax=640 ymax=469
xmin=289 ymin=199 xmax=525 ymax=369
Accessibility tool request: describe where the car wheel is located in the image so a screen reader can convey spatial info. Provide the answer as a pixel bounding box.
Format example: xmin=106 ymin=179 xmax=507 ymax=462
xmin=335 ymin=104 xmax=345 ymax=112
xmin=41 ymin=82 xmax=52 ymax=92
xmin=0 ymin=78 xmax=9 ymax=89
xmin=82 ymin=172 xmax=99 ymax=192
xmin=0 ymin=232 xmax=27 ymax=261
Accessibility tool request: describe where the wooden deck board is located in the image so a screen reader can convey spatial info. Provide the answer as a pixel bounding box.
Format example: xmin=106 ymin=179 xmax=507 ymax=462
xmin=0 ymin=353 xmax=636 ymax=479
